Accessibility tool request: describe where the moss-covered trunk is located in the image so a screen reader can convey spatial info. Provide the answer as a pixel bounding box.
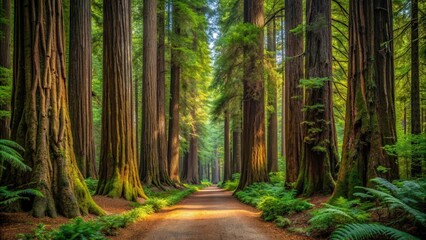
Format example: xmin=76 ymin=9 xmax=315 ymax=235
xmin=237 ymin=0 xmax=269 ymax=191
xmin=0 ymin=0 xmax=11 ymax=139
xmin=96 ymin=0 xmax=147 ymax=201
xmin=331 ymin=0 xmax=398 ymax=201
xmin=10 ymin=0 xmax=104 ymax=218
xmin=284 ymin=0 xmax=303 ymax=185
xmin=296 ymin=0 xmax=338 ymax=196
xmin=68 ymin=0 xmax=97 ymax=179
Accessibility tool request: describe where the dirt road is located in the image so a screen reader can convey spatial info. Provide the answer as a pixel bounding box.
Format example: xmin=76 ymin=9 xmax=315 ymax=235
xmin=114 ymin=186 xmax=310 ymax=240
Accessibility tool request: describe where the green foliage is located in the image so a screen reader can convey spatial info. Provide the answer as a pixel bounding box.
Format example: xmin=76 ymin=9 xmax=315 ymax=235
xmin=274 ymin=216 xmax=291 ymax=228
xmin=0 ymin=139 xmax=30 ymax=172
xmin=0 ymin=140 xmax=43 ymax=207
xmin=52 ymin=218 xmax=106 ymax=240
xmin=354 ymin=178 xmax=426 ymax=227
xmin=17 ymin=224 xmax=53 ymax=240
xmin=0 ymin=186 xmax=43 ymax=206
xmin=219 ymin=173 xmax=240 ymax=191
xmin=331 ymin=223 xmax=420 ymax=240
xmin=308 ymin=197 xmax=370 ymax=236
xmin=257 ymin=194 xmax=312 ymax=221
xmin=384 ymin=134 xmax=426 ymax=159
xmin=299 ymin=77 xmax=331 ymax=89
xmin=85 ymin=178 xmax=98 ymax=196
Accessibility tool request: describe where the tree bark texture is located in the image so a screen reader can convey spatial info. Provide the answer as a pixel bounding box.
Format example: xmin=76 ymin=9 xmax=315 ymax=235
xmin=157 ymin=0 xmax=173 ymax=186
xmin=0 ymin=0 xmax=11 ymax=139
xmin=97 ymin=0 xmax=146 ymax=200
xmin=167 ymin=1 xmax=181 ymax=184
xmin=140 ymin=0 xmax=161 ymax=187
xmin=232 ymin=124 xmax=242 ymax=174
xmin=284 ymin=0 xmax=303 ymax=184
xmin=296 ymin=0 xmax=338 ymax=196
xmin=237 ymin=0 xmax=269 ymax=191
xmin=185 ymin=125 xmax=200 ymax=184
xmin=224 ymin=110 xmax=231 ymax=181
xmin=212 ymin=148 xmax=219 ymax=183
xmin=68 ymin=0 xmax=97 ymax=179
xmin=11 ymin=0 xmax=103 ymax=218
xmin=267 ymin=20 xmax=278 ymax=173
xmin=410 ymin=0 xmax=421 ymax=177
xmin=331 ymin=0 xmax=398 ymax=200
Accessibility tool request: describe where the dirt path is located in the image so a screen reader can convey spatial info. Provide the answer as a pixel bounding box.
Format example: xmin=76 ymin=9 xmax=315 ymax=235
xmin=113 ymin=186 xmax=311 ymax=240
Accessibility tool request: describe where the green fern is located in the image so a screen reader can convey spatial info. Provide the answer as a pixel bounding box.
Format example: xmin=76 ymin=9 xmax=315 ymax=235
xmin=0 ymin=186 xmax=43 ymax=206
xmin=308 ymin=197 xmax=370 ymax=236
xmin=0 ymin=139 xmax=30 ymax=172
xmin=331 ymin=223 xmax=420 ymax=240
xmin=355 ymin=178 xmax=426 ymax=227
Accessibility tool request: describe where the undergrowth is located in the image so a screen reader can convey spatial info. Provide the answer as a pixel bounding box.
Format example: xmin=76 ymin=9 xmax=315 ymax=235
xmin=308 ymin=178 xmax=426 ymax=240
xmin=18 ymin=184 xmax=208 ymax=239
xmin=220 ymin=172 xmax=312 ymax=228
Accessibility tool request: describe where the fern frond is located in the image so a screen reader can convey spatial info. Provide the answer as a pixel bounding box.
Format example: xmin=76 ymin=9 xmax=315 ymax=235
xmin=356 ymin=186 xmax=426 ymax=226
xmin=0 ymin=152 xmax=31 ymax=172
xmin=0 ymin=139 xmax=25 ymax=152
xmin=331 ymin=223 xmax=420 ymax=240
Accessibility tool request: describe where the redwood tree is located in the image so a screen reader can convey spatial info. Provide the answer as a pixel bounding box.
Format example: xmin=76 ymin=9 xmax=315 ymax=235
xmin=295 ymin=0 xmax=338 ymax=196
xmin=266 ymin=20 xmax=278 ymax=173
xmin=232 ymin=122 xmax=242 ymax=174
xmin=331 ymin=0 xmax=398 ymax=200
xmin=0 ymin=0 xmax=10 ymax=139
xmin=410 ymin=0 xmax=421 ymax=177
xmin=168 ymin=1 xmax=181 ymax=184
xmin=237 ymin=0 xmax=269 ymax=191
xmin=185 ymin=121 xmax=200 ymax=184
xmin=68 ymin=0 xmax=97 ymax=178
xmin=140 ymin=0 xmax=161 ymax=187
xmin=224 ymin=110 xmax=231 ymax=181
xmin=157 ymin=0 xmax=173 ymax=186
xmin=96 ymin=0 xmax=146 ymax=200
xmin=10 ymin=0 xmax=103 ymax=217
xmin=284 ymin=0 xmax=303 ymax=184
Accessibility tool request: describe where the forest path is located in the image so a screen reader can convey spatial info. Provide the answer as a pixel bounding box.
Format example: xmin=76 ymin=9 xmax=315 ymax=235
xmin=112 ymin=186 xmax=310 ymax=240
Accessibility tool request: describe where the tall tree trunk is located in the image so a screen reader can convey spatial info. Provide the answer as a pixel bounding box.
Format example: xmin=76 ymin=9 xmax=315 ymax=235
xmin=284 ymin=0 xmax=303 ymax=185
xmin=296 ymin=0 xmax=338 ymax=196
xmin=157 ymin=0 xmax=173 ymax=186
xmin=267 ymin=19 xmax=278 ymax=173
xmin=224 ymin=110 xmax=231 ymax=181
xmin=0 ymin=0 xmax=11 ymax=139
xmin=167 ymin=1 xmax=181 ymax=184
xmin=410 ymin=0 xmax=421 ymax=177
xmin=237 ymin=0 xmax=269 ymax=191
xmin=331 ymin=0 xmax=398 ymax=200
xmin=186 ymin=124 xmax=200 ymax=184
xmin=10 ymin=0 xmax=103 ymax=218
xmin=212 ymin=148 xmax=219 ymax=183
xmin=68 ymin=0 xmax=97 ymax=179
xmin=140 ymin=0 xmax=161 ymax=187
xmin=232 ymin=123 xmax=242 ymax=174
xmin=280 ymin=14 xmax=285 ymax=159
xmin=97 ymin=0 xmax=146 ymax=200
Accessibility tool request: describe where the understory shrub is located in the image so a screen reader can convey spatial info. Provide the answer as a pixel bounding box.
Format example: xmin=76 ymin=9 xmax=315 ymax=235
xmin=308 ymin=197 xmax=370 ymax=237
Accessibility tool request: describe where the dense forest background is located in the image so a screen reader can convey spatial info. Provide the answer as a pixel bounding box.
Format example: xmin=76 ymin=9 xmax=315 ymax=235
xmin=0 ymin=0 xmax=426 ymax=239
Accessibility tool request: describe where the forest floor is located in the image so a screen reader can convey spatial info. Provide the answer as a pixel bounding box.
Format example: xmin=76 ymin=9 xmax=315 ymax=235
xmin=111 ymin=186 xmax=313 ymax=240
xmin=0 ymin=196 xmax=141 ymax=240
